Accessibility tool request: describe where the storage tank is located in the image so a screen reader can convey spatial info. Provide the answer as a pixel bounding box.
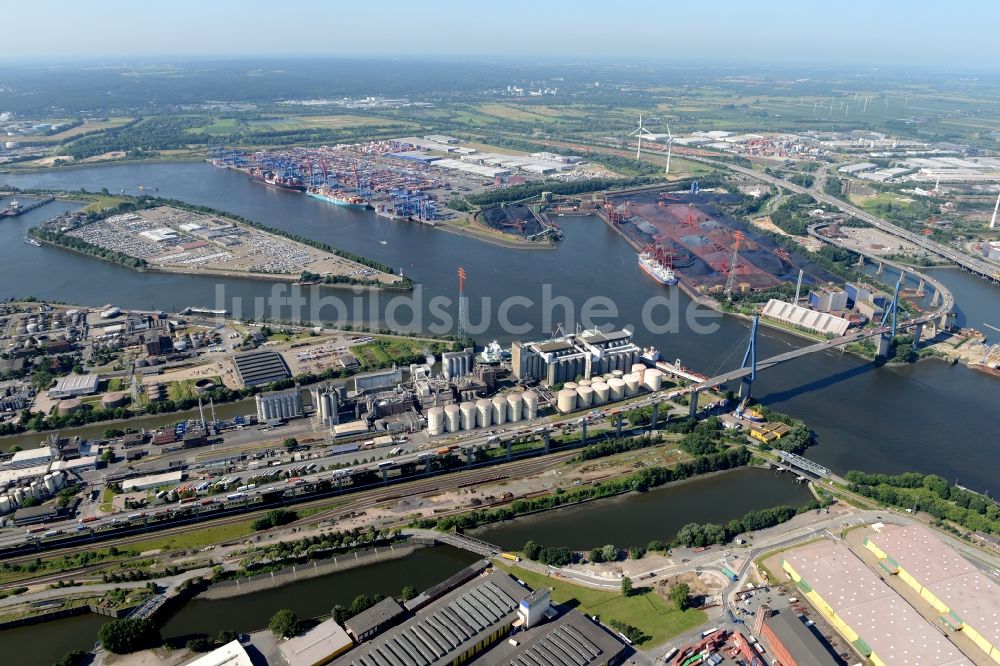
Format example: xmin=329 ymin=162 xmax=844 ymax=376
xmin=507 ymin=393 xmax=523 ymax=422
xmin=13 ymin=487 xmax=25 ymax=506
xmin=523 ymin=391 xmax=539 ymax=419
xmin=592 ymin=382 xmax=609 ymax=405
xmin=563 ymin=381 xmax=578 ymax=391
xmin=608 ymin=378 xmax=626 ymax=401
xmin=624 ymin=372 xmax=640 ymax=396
xmin=578 ymin=379 xmax=591 ymax=387
xmin=460 ymin=401 xmax=477 ymax=430
xmin=30 ymin=481 xmax=42 ymax=498
xmin=576 ymin=385 xmax=594 ymax=408
xmin=492 ymin=396 xmax=507 ymax=426
xmin=644 ymin=368 xmax=663 ymax=391
xmin=0 ymin=495 xmax=10 ymax=514
xmin=52 ymin=471 xmax=65 ymax=489
xmin=444 ymin=404 xmax=461 ymax=433
xmin=477 ymin=398 xmax=493 ymax=428
xmin=426 ymin=407 xmax=445 ymax=436
xmin=557 ymin=389 xmax=577 ymax=414
xmin=44 ymin=474 xmax=57 ymax=494
xmin=612 ymin=369 xmax=624 ymax=379
xmin=631 ymin=363 xmax=647 ymax=384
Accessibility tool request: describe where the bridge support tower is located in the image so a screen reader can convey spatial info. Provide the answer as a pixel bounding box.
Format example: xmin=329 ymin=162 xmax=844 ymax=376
xmin=688 ymin=390 xmax=700 ymax=418
xmin=738 ymin=316 xmax=759 ymax=400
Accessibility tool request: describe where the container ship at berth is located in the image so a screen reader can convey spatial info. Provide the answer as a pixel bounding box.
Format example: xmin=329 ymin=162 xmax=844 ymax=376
xmin=307 ymin=186 xmax=370 ymax=210
xmin=638 ymin=248 xmax=678 ymax=286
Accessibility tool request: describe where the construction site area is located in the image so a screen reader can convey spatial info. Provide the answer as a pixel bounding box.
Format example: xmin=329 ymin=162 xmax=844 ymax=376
xmin=603 ymin=189 xmax=841 ymax=295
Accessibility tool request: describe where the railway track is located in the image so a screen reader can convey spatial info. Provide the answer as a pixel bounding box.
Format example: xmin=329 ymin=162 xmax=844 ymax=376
xmin=0 ymin=449 xmax=579 ymax=576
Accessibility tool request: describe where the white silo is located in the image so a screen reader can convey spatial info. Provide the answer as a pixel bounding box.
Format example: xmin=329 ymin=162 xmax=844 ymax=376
xmin=557 ymin=389 xmax=577 ymax=414
xmin=644 ymin=368 xmax=663 ymax=391
xmin=477 ymin=398 xmax=493 ymax=428
xmin=608 ymin=378 xmax=626 ymax=401
xmin=460 ymin=401 xmax=477 ymax=430
xmin=492 ymin=396 xmax=507 ymax=425
xmin=631 ymin=363 xmax=647 ymax=384
xmin=507 ymin=393 xmax=523 ymax=422
xmin=523 ymin=391 xmax=539 ymax=419
xmin=444 ymin=404 xmax=461 ymax=433
xmin=564 ymin=381 xmax=578 ymax=391
xmin=426 ymin=407 xmax=445 ymax=436
xmin=592 ymin=382 xmax=609 ymax=405
xmin=578 ymin=379 xmax=591 ymax=387
xmin=624 ymin=373 xmax=640 ymax=396
xmin=44 ymin=474 xmax=57 ymax=494
xmin=612 ymin=370 xmax=624 ymax=379
xmin=52 ymin=471 xmax=65 ymax=489
xmin=576 ymin=385 xmax=594 ymax=408
xmin=13 ymin=487 xmax=25 ymax=506
xmin=0 ymin=495 xmax=10 ymax=514
xmin=30 ymin=481 xmax=42 ymax=498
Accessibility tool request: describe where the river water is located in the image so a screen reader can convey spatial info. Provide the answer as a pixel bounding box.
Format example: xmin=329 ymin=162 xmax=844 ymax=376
xmin=474 ymin=467 xmax=813 ymax=551
xmin=2 ymin=162 xmax=996 ymax=494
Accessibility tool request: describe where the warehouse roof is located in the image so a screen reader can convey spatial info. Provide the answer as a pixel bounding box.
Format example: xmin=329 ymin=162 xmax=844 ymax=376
xmin=762 ymin=299 xmax=851 ymax=336
xmin=233 ymin=350 xmax=291 ymax=387
xmin=181 ymin=640 xmax=253 ymax=666
xmin=49 ymin=373 xmax=100 ymax=395
xmin=333 ymin=572 xmax=529 ymax=666
xmin=492 ymin=610 xmax=626 ymax=666
xmin=763 ymin=610 xmax=840 ymax=666
xmin=279 ymin=618 xmax=353 ymax=666
xmin=344 ymin=597 xmax=406 ymax=639
xmin=869 ymin=524 xmax=1000 ymax=652
xmin=782 ymin=540 xmax=972 ymax=666
xmin=10 ymin=447 xmax=52 ymax=466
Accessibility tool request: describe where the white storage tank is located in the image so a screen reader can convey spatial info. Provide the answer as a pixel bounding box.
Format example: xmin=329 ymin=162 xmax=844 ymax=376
xmin=557 ymin=389 xmax=577 ymax=414
xmin=44 ymin=474 xmax=57 ymax=494
xmin=476 ymin=398 xmax=493 ymax=428
xmin=523 ymin=391 xmax=539 ymax=419
xmin=444 ymin=404 xmax=461 ymax=433
xmin=644 ymin=368 xmax=663 ymax=391
xmin=52 ymin=471 xmax=65 ymax=489
xmin=608 ymin=378 xmax=626 ymax=401
xmin=576 ymin=385 xmax=594 ymax=408
xmin=612 ymin=369 xmax=624 ymax=379
xmin=30 ymin=481 xmax=42 ymax=498
xmin=460 ymin=401 xmax=477 ymax=430
xmin=492 ymin=396 xmax=507 ymax=425
xmin=631 ymin=363 xmax=647 ymax=384
xmin=13 ymin=487 xmax=25 ymax=506
xmin=507 ymin=393 xmax=523 ymax=422
xmin=426 ymin=406 xmax=445 ymax=436
xmin=578 ymin=379 xmax=591 ymax=387
xmin=592 ymin=382 xmax=609 ymax=405
xmin=0 ymin=495 xmax=10 ymax=514
xmin=564 ymin=381 xmax=578 ymax=391
xmin=624 ymin=372 xmax=640 ymax=396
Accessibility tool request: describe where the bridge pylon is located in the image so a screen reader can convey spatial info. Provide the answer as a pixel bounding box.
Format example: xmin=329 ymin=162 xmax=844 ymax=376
xmin=739 ymin=316 xmax=759 ymax=400
xmin=876 ymin=277 xmax=902 ymax=359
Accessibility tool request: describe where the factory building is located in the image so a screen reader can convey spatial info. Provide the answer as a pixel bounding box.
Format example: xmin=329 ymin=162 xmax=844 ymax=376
xmin=807 ymin=287 xmax=849 ymax=313
xmin=442 ymin=347 xmax=474 ymax=379
xmin=9 ymin=446 xmax=53 ymax=469
xmin=781 ymin=539 xmax=973 ymax=666
xmin=278 ymin=618 xmax=354 ymax=666
xmin=512 ymin=329 xmax=640 ymax=386
xmin=48 ymin=373 xmax=100 ymax=398
xmin=865 ymin=524 xmax=1000 ymax=663
xmin=752 ymin=605 xmax=840 ymax=666
xmin=353 ymin=366 xmax=402 ymax=394
xmin=256 ymin=388 xmax=303 ymax=422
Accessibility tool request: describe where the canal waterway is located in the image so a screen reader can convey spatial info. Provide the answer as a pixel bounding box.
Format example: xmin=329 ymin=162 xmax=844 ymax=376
xmin=1 ymin=163 xmax=998 ymax=496
xmin=474 ymin=467 xmax=814 ymax=551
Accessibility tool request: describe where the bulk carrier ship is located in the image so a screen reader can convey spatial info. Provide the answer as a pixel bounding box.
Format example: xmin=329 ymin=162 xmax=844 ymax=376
xmin=638 ymin=247 xmax=678 ymax=285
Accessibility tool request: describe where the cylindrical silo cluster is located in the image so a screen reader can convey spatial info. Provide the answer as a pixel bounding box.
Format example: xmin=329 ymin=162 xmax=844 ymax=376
xmin=426 ymin=406 xmax=445 ymax=436
xmin=0 ymin=471 xmax=65 ymax=515
xmin=311 ymin=386 xmax=338 ymax=426
xmin=557 ymin=389 xmax=577 ymax=414
xmin=256 ymin=390 xmax=303 ymax=422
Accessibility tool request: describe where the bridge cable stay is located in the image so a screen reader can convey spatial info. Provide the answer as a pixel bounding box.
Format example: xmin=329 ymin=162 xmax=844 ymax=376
xmin=879 ymin=275 xmax=902 ymax=339
xmin=738 ymin=315 xmax=759 ymax=399
xmin=704 ymin=328 xmax=753 ymax=378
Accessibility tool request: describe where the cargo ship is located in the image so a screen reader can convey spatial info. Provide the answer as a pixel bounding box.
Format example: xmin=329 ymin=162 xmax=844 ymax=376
xmin=307 ymin=186 xmax=370 ymax=210
xmin=638 ymin=251 xmax=678 ymax=285
xmin=246 ymin=168 xmax=306 ymax=192
xmin=374 ymin=205 xmax=408 ymax=221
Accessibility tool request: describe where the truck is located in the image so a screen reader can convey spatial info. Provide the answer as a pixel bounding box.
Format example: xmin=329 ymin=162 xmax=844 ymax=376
xmin=499 ymin=552 xmax=522 ymax=562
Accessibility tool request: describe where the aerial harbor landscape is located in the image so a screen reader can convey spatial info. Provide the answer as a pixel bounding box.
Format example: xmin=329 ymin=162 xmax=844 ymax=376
xmin=0 ymin=3 xmax=999 ymax=666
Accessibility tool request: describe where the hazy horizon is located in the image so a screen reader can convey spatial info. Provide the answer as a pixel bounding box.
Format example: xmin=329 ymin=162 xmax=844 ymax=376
xmin=3 ymin=0 xmax=999 ymax=70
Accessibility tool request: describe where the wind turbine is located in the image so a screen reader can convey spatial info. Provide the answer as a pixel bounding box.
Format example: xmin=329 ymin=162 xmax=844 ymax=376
xmin=664 ymin=121 xmax=674 ymax=175
xmin=629 ymin=114 xmax=656 ymax=161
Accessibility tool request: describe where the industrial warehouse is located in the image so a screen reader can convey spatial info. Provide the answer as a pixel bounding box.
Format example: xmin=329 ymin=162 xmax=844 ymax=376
xmin=511 ymin=328 xmax=645 ymax=386
xmin=865 ymin=524 xmax=1000 ymax=663
xmin=329 ymin=563 xmax=626 ymax=666
xmin=781 ymin=540 xmax=973 ymax=666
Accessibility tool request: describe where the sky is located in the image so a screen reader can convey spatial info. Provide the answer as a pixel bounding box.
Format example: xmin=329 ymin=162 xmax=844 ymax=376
xmin=2 ymin=0 xmax=998 ymax=68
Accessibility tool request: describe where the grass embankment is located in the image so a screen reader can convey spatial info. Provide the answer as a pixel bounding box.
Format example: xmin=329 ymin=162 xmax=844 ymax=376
xmin=498 ymin=563 xmax=705 ymax=648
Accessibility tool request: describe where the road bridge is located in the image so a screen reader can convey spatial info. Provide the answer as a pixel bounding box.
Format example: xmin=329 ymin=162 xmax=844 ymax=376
xmin=428 ymin=532 xmax=503 ymax=557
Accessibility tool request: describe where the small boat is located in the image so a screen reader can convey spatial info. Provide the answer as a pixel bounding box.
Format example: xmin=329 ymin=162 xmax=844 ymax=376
xmin=23 ymin=236 xmax=41 ymax=247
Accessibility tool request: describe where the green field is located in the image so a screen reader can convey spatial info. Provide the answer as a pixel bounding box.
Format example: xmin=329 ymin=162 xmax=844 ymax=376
xmin=351 ymin=337 xmax=433 ymax=369
xmin=498 ymin=564 xmax=706 ymax=648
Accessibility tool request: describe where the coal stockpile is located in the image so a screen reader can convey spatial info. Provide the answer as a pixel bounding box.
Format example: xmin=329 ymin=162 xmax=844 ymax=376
xmin=480 ymin=203 xmax=543 ymax=237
